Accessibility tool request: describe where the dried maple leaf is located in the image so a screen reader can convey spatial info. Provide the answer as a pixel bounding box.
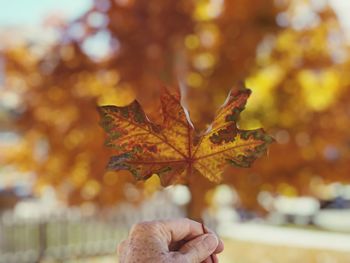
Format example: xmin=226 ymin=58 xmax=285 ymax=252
xmin=98 ymin=82 xmax=274 ymax=186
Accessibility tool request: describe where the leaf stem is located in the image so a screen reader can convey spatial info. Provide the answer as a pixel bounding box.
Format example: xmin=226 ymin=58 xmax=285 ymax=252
xmin=201 ymin=223 xmax=214 ymax=263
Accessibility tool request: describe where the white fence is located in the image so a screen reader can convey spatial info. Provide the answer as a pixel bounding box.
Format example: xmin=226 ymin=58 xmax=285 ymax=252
xmin=0 ymin=197 xmax=186 ymax=263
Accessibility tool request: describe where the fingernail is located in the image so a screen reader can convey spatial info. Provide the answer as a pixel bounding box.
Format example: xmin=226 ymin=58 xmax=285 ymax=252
xmin=203 ymin=234 xmax=218 ymax=250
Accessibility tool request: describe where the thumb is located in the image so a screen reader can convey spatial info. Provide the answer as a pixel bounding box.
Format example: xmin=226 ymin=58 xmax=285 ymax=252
xmin=179 ymin=234 xmax=218 ymax=263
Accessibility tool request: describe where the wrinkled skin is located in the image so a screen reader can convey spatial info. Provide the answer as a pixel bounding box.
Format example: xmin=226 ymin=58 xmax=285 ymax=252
xmin=117 ymin=218 xmax=224 ymax=263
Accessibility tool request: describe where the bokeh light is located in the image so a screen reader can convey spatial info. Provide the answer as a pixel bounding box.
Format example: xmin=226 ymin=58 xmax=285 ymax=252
xmin=1 ymin=0 xmax=350 ymax=262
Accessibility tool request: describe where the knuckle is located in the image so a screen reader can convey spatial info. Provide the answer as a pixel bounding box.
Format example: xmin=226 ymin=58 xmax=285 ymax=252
xmin=157 ymin=220 xmax=167 ymax=229
xmin=183 ymin=218 xmax=192 ymax=226
xmin=130 ymin=222 xmax=146 ymax=233
xmin=130 ymin=221 xmax=158 ymax=235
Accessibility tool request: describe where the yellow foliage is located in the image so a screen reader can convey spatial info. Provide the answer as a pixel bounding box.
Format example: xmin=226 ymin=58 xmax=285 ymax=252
xmin=298 ymin=69 xmax=341 ymax=111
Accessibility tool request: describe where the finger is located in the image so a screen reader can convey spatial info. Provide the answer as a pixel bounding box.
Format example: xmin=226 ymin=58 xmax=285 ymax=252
xmin=161 ymin=219 xmax=224 ymax=254
xmin=159 ymin=218 xmax=207 ymax=244
xmin=214 ymin=238 xmax=224 ymax=254
xmin=201 ymin=254 xmax=218 ymax=263
xmin=202 ymin=226 xmax=224 ymax=254
xmin=117 ymin=239 xmax=127 ymax=256
xmin=179 ymin=233 xmax=219 ymax=263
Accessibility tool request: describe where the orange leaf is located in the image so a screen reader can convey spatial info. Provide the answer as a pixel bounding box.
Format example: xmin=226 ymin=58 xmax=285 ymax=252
xmin=98 ymin=82 xmax=274 ymax=186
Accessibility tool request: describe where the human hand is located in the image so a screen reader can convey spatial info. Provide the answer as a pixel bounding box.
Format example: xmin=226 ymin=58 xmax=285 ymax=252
xmin=117 ymin=218 xmax=224 ymax=263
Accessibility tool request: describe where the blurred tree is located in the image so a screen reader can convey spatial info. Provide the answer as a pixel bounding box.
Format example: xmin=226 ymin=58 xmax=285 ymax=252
xmin=2 ymin=44 xmax=142 ymax=206
xmin=227 ymin=2 xmax=350 ymax=211
xmin=2 ymin=0 xmax=350 ymax=218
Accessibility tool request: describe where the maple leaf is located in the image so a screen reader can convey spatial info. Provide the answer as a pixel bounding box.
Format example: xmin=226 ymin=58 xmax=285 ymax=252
xmin=98 ymin=82 xmax=274 ymax=186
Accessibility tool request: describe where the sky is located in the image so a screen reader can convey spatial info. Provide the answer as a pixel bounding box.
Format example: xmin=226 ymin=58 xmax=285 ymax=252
xmin=0 ymin=0 xmax=349 ymax=32
xmin=330 ymin=0 xmax=350 ymax=30
xmin=0 ymin=0 xmax=349 ymax=61
xmin=0 ymin=0 xmax=93 ymax=26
